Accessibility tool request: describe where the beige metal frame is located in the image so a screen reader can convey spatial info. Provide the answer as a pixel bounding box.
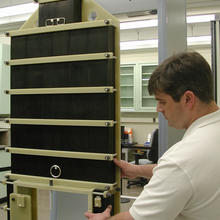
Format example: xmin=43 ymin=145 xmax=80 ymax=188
xmin=7 ymin=174 xmax=117 ymax=192
xmin=6 ymin=52 xmax=115 ymax=66
xmin=39 ymin=0 xmax=65 ymax=3
xmin=6 ymin=86 xmax=116 ymax=95
xmin=10 ymin=193 xmax=32 ymax=220
xmin=5 ymin=0 xmax=121 ymax=218
xmin=6 ymin=147 xmax=117 ymax=161
xmin=6 ymin=118 xmax=116 ymax=127
xmin=6 ymin=19 xmax=117 ymax=37
xmin=6 ymin=173 xmax=118 ymax=217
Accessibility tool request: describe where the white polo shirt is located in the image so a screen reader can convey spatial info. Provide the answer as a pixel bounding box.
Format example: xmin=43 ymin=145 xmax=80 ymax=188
xmin=130 ymin=109 xmax=220 ymax=220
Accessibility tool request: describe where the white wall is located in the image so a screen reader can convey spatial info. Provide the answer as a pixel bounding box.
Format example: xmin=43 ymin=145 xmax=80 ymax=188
xmin=121 ymin=118 xmax=158 ymax=144
xmin=120 ymin=45 xmax=211 ymax=144
xmin=0 ymin=43 xmax=10 ymax=115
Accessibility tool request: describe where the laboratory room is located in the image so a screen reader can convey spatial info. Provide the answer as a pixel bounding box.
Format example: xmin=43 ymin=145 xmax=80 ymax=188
xmin=0 ymin=0 xmax=220 ymax=220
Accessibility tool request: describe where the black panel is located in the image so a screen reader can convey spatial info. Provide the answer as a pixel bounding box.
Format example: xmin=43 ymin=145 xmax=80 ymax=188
xmin=11 ymin=125 xmax=115 ymax=154
xmin=11 ymin=60 xmax=115 ymax=89
xmin=11 ymin=154 xmax=115 ymax=183
xmin=11 ymin=27 xmax=115 ymax=59
xmin=39 ymin=0 xmax=82 ymax=27
xmin=11 ymin=94 xmax=115 ymax=120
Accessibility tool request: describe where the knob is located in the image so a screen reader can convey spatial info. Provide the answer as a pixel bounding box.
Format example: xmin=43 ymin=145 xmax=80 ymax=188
xmin=50 ymin=165 xmax=62 ymax=178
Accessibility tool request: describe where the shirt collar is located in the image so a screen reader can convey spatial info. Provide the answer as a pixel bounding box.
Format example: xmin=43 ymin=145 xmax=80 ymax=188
xmin=183 ymin=109 xmax=220 ymax=139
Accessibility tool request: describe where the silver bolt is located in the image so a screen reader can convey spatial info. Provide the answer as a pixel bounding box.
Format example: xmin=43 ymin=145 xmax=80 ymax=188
xmin=104 ymin=19 xmax=110 ymax=25
xmin=105 ymin=122 xmax=110 ymax=127
xmin=105 ymin=53 xmax=110 ymax=58
xmin=104 ymin=88 xmax=110 ymax=93
xmin=105 ymin=156 xmax=110 ymax=161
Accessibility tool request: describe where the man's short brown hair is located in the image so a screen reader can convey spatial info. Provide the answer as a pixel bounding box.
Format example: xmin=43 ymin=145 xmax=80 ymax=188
xmin=148 ymin=51 xmax=214 ymax=103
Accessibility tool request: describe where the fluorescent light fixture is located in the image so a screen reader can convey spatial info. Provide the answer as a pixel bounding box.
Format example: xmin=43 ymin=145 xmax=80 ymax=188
xmin=120 ymin=36 xmax=211 ymax=50
xmin=120 ymin=39 xmax=158 ymax=50
xmin=0 ymin=3 xmax=38 ymax=19
xmin=120 ymin=19 xmax=158 ymax=30
xmin=187 ymin=35 xmax=211 ymax=46
xmin=0 ymin=14 xmax=32 ymax=25
xmin=187 ymin=14 xmax=215 ymax=23
xmin=120 ymin=14 xmax=215 ymax=30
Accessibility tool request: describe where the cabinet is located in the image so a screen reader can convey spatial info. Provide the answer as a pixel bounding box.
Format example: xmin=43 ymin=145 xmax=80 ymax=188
xmin=140 ymin=64 xmax=158 ymax=111
xmin=0 ymin=125 xmax=10 ymax=204
xmin=120 ymin=63 xmax=157 ymax=112
xmin=0 ymin=43 xmax=10 ymax=116
xmin=120 ymin=64 xmax=135 ymax=110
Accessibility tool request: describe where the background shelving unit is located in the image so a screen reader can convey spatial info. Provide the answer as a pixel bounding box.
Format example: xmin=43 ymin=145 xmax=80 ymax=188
xmin=140 ymin=64 xmax=158 ymax=111
xmin=120 ymin=64 xmax=135 ymax=110
xmin=120 ymin=63 xmax=157 ymax=113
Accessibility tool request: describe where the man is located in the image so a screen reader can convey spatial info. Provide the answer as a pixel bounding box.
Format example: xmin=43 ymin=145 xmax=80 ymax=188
xmin=85 ymin=51 xmax=220 ymax=220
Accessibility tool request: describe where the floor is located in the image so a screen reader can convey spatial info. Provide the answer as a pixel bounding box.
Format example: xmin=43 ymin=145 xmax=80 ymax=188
xmin=0 ymin=179 xmax=145 ymax=220
xmin=120 ymin=178 xmax=144 ymax=212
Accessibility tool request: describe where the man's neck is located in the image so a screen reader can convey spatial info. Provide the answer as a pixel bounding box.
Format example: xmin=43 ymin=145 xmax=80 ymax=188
xmin=186 ymin=101 xmax=219 ymax=129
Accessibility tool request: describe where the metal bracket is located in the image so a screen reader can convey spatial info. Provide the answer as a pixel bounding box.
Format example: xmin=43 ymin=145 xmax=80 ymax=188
xmin=6 ymin=86 xmax=115 ymax=95
xmin=6 ymin=147 xmax=117 ymax=161
xmin=7 ymin=53 xmax=116 ymax=66
xmin=5 ymin=118 xmax=116 ymax=127
xmin=10 ymin=193 xmax=32 ymax=220
xmin=45 ymin=17 xmax=66 ymax=26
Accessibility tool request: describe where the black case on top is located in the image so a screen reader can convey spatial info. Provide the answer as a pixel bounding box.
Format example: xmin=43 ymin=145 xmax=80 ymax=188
xmin=39 ymin=0 xmax=82 ymax=26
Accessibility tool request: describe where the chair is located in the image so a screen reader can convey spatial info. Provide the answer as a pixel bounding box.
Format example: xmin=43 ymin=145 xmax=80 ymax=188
xmin=127 ymin=128 xmax=159 ymax=188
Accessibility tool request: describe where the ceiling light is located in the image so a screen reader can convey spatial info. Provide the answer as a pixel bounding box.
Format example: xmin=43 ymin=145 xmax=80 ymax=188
xmin=187 ymin=35 xmax=211 ymax=45
xmin=187 ymin=14 xmax=215 ymax=23
xmin=120 ymin=39 xmax=158 ymax=50
xmin=0 ymin=14 xmax=32 ymax=25
xmin=120 ymin=14 xmax=215 ymax=30
xmin=120 ymin=19 xmax=158 ymax=30
xmin=120 ymin=36 xmax=211 ymax=50
xmin=0 ymin=3 xmax=38 ymax=19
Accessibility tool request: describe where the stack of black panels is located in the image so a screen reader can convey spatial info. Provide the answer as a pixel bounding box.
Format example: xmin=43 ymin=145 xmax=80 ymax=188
xmin=10 ymin=25 xmax=117 ymax=184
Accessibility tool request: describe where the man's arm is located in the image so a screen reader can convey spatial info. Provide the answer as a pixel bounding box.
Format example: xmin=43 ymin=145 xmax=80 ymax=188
xmin=107 ymin=212 xmax=134 ymax=220
xmin=85 ymin=206 xmax=134 ymax=220
xmin=84 ymin=159 xmax=157 ymax=220
xmin=113 ymin=158 xmax=157 ymax=179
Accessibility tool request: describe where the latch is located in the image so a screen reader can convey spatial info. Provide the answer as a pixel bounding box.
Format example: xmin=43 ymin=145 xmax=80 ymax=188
xmin=45 ymin=17 xmax=65 ymax=26
xmin=94 ymin=196 xmax=102 ymax=208
xmin=10 ymin=193 xmax=32 ymax=220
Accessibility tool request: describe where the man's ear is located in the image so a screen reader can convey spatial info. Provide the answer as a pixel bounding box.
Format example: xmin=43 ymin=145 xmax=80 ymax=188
xmin=183 ymin=90 xmax=195 ymax=108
